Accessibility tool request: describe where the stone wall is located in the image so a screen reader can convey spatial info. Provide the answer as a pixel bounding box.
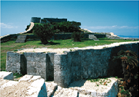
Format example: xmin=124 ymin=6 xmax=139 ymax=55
xmin=53 ymin=42 xmax=139 ymax=87
xmin=6 ymin=52 xmax=26 ymax=74
xmin=6 ymin=52 xmax=55 ymax=81
xmin=6 ymin=42 xmax=139 ymax=88
xmin=31 ymin=17 xmax=41 ymax=23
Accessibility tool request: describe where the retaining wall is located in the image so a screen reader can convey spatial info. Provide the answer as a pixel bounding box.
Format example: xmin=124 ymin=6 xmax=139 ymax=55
xmin=1 ymin=33 xmax=106 ymax=43
xmin=6 ymin=52 xmax=55 ymax=81
xmin=54 ymin=42 xmax=139 ymax=87
xmin=6 ymin=42 xmax=139 ymax=87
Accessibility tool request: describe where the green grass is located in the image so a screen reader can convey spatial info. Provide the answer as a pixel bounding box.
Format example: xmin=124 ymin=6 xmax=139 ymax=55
xmin=0 ymin=38 xmax=138 ymax=71
xmin=13 ymin=73 xmax=23 ymax=79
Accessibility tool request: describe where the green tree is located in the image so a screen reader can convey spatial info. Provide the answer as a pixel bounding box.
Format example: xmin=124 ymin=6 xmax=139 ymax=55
xmin=33 ymin=23 xmax=55 ymax=44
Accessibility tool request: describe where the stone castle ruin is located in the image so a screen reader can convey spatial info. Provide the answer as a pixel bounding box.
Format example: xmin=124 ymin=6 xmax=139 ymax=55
xmin=1 ymin=17 xmax=139 ymax=97
xmin=31 ymin=17 xmax=67 ymax=23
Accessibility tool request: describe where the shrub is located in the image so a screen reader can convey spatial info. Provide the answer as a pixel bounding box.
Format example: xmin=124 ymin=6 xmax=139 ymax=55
xmin=52 ymin=21 xmax=81 ymax=33
xmin=71 ymin=31 xmax=83 ymax=42
xmin=113 ymin=50 xmax=138 ymax=96
xmin=33 ymin=23 xmax=55 ymax=44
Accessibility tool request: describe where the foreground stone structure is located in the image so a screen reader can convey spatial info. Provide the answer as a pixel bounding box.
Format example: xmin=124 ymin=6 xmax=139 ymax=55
xmin=0 ymin=71 xmax=118 ymax=97
xmin=6 ymin=41 xmax=139 ymax=88
xmin=0 ymin=71 xmax=47 ymax=97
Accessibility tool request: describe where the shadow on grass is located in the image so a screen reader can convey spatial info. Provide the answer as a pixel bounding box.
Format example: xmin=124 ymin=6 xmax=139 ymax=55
xmin=39 ymin=41 xmax=60 ymax=45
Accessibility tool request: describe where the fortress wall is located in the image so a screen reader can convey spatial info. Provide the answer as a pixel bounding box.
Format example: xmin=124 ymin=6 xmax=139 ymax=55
xmin=53 ymin=42 xmax=139 ymax=87
xmin=23 ymin=52 xmax=47 ymax=80
xmin=6 ymin=52 xmax=26 ymax=74
xmin=54 ymin=54 xmax=71 ymax=88
xmin=31 ymin=17 xmax=41 ymax=23
xmin=6 ymin=42 xmax=139 ymax=88
xmin=1 ymin=33 xmax=106 ymax=43
xmin=6 ymin=52 xmax=55 ymax=81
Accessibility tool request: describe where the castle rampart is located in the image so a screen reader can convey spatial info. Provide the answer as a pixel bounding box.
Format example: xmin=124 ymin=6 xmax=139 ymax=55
xmin=6 ymin=41 xmax=139 ymax=88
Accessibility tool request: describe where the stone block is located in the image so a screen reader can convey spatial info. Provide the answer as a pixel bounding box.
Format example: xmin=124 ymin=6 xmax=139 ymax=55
xmin=0 ymin=74 xmax=47 ymax=97
xmin=6 ymin=52 xmax=26 ymax=74
xmin=54 ymin=54 xmax=71 ymax=88
xmin=45 ymin=81 xmax=58 ymax=97
xmin=24 ymin=52 xmax=47 ymax=80
xmin=69 ymin=78 xmax=118 ymax=97
xmin=0 ymin=71 xmax=14 ymax=80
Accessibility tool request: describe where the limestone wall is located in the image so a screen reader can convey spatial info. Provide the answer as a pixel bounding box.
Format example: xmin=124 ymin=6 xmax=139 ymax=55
xmin=53 ymin=42 xmax=139 ymax=87
xmin=6 ymin=52 xmax=26 ymax=74
xmin=6 ymin=52 xmax=55 ymax=81
xmin=6 ymin=42 xmax=139 ymax=87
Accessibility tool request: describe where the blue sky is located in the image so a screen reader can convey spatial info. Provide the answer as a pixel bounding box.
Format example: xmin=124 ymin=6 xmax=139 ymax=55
xmin=0 ymin=0 xmax=139 ymax=37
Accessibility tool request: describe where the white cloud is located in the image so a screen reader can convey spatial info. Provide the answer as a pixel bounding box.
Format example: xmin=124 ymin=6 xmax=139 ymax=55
xmin=82 ymin=25 xmax=139 ymax=29
xmin=0 ymin=23 xmax=18 ymax=29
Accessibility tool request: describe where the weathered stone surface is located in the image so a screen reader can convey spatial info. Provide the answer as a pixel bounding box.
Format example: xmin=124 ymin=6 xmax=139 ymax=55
xmin=6 ymin=52 xmax=26 ymax=74
xmin=0 ymin=74 xmax=47 ymax=97
xmin=69 ymin=78 xmax=118 ymax=97
xmin=0 ymin=71 xmax=119 ymax=97
xmin=45 ymin=81 xmax=58 ymax=97
xmin=47 ymin=53 xmax=55 ymax=81
xmin=6 ymin=42 xmax=139 ymax=88
xmin=53 ymin=86 xmax=78 ymax=97
xmin=15 ymin=35 xmax=27 ymax=43
xmin=0 ymin=71 xmax=14 ymax=80
xmin=54 ymin=54 xmax=71 ymax=88
xmin=24 ymin=52 xmax=47 ymax=80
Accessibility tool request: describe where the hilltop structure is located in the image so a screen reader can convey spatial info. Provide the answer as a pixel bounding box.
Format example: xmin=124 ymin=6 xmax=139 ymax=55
xmin=31 ymin=17 xmax=67 ymax=23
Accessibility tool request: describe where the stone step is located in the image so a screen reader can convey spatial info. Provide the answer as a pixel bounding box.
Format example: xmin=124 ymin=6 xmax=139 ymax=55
xmin=15 ymin=35 xmax=27 ymax=43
